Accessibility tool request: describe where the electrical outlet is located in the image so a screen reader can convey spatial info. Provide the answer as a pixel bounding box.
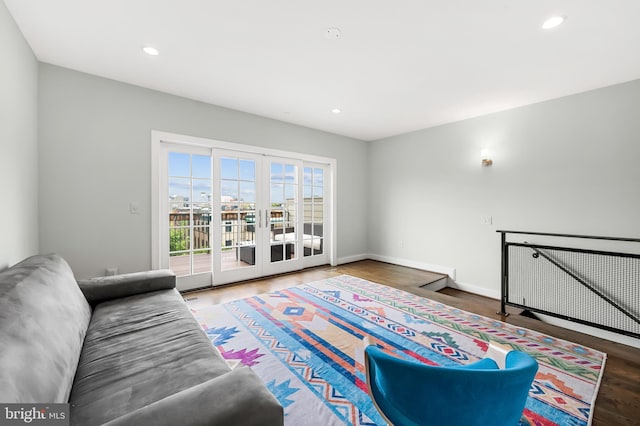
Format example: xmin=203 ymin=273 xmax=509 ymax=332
xmin=105 ymin=267 xmax=118 ymax=276
xmin=129 ymin=202 xmax=140 ymax=214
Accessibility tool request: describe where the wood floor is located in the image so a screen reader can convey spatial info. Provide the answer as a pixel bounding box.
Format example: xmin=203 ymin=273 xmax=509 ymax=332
xmin=183 ymin=260 xmax=640 ymax=426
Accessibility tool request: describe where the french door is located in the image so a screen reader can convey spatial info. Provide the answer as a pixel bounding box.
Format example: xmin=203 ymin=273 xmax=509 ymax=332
xmin=161 ymin=145 xmax=214 ymax=290
xmin=258 ymin=157 xmax=299 ymax=277
xmin=156 ymin=141 xmax=330 ymax=291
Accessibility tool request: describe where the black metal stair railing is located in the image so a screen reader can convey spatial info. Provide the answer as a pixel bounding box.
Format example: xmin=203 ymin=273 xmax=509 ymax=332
xmin=497 ymin=230 xmax=640 ymax=339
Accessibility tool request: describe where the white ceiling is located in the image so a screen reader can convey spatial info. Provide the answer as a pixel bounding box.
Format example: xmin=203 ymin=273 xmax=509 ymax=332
xmin=6 ymin=1 xmax=640 ymax=141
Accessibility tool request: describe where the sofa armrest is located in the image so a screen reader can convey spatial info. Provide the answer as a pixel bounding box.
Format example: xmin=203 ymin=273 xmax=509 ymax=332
xmin=102 ymin=367 xmax=284 ymax=426
xmin=77 ymin=269 xmax=176 ymax=305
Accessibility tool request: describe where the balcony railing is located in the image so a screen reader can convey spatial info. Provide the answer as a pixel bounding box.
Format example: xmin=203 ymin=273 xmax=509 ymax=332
xmin=498 ymin=230 xmax=640 ymax=338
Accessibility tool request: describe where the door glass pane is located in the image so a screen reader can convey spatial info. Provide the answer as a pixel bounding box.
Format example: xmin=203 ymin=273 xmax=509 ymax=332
xmin=169 ymin=226 xmax=190 ymax=276
xmin=271 ymin=163 xmax=284 ymax=182
xmin=221 ymin=180 xmax=238 ymax=202
xmin=193 ymin=252 xmax=211 ymax=274
xmin=169 ymin=227 xmax=190 ymax=253
xmin=239 ymin=160 xmax=255 ymax=181
xmin=313 ymin=168 xmax=323 ymax=186
xmin=221 ymin=157 xmax=238 ymax=180
xmin=192 ymin=224 xmax=211 ymax=274
xmin=192 ymin=155 xmax=211 ymax=179
xmin=270 ymin=162 xmax=297 ymax=263
xmin=169 ymin=253 xmax=191 ymax=277
xmin=168 ymin=178 xmax=191 ymax=201
xmin=168 ymin=151 xmax=212 ymax=276
xmin=285 ymin=164 xmax=296 ymax=181
xmin=193 ymin=226 xmax=210 ymax=250
xmin=193 ymin=179 xmax=212 ymax=202
xmin=221 ymin=201 xmax=237 ymax=213
xmin=193 ymin=205 xmax=211 ymax=224
xmin=284 ymin=184 xmax=296 ymax=200
xmin=221 ymin=156 xmax=256 ymax=271
xmin=303 ymin=166 xmax=324 ymax=257
xmin=270 ymin=183 xmax=284 ymax=206
xmin=270 ymin=211 xmax=284 ymax=242
xmin=170 ymin=210 xmax=191 ymax=227
xmin=239 ymin=181 xmax=255 ymax=203
xmin=220 ymin=223 xmax=233 ymax=247
xmin=168 ymin=152 xmax=190 ymax=177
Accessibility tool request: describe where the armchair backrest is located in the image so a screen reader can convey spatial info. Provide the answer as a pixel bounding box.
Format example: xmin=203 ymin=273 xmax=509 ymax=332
xmin=364 ymin=344 xmax=538 ymax=426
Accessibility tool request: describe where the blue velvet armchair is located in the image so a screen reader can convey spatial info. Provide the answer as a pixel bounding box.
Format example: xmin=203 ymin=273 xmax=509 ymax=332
xmin=364 ymin=341 xmax=538 ymax=426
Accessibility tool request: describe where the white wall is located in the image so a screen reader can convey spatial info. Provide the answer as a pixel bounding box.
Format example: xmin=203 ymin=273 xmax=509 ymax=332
xmin=0 ymin=0 xmax=39 ymax=270
xmin=368 ymin=79 xmax=640 ymax=296
xmin=38 ymin=64 xmax=368 ymax=279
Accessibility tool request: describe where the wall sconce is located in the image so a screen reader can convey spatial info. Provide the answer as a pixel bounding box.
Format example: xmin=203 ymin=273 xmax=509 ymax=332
xmin=481 ymin=149 xmax=493 ymax=166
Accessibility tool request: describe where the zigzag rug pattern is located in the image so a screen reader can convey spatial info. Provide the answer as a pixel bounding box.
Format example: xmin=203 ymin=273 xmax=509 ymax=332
xmin=188 ymin=275 xmax=606 ymax=425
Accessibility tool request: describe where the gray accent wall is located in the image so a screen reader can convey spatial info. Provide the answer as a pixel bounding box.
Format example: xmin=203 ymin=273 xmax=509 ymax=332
xmin=38 ymin=64 xmax=368 ymax=279
xmin=0 ymin=1 xmax=38 ymax=270
xmin=368 ymin=79 xmax=640 ymax=295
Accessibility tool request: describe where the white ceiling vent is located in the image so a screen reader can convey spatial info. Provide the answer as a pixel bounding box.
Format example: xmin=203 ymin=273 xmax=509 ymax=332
xmin=324 ymin=28 xmax=341 ymax=40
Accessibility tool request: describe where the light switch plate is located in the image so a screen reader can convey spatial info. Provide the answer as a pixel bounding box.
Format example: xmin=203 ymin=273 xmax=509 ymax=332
xmin=480 ymin=215 xmax=492 ymax=225
xmin=130 ymin=202 xmax=140 ymax=214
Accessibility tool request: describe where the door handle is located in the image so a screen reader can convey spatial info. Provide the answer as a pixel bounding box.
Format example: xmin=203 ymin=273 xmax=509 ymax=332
xmin=258 ymin=210 xmax=261 ymax=228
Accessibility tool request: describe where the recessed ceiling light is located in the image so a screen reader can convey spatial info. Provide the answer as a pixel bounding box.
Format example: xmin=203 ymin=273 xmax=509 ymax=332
xmin=143 ymin=46 xmax=159 ymax=56
xmin=542 ymin=15 xmax=566 ymax=30
xmin=332 ymin=108 xmax=342 ymax=114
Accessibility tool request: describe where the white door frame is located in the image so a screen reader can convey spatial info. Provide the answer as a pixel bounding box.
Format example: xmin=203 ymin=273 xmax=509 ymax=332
xmin=157 ymin=142 xmax=214 ymax=291
xmin=260 ymin=156 xmax=304 ymax=277
xmin=212 ymin=149 xmax=264 ymax=285
xmin=151 ymin=131 xmax=337 ymax=287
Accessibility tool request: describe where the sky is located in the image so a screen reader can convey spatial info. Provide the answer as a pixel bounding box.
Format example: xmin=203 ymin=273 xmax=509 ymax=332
xmin=168 ymin=152 xmax=323 ymax=206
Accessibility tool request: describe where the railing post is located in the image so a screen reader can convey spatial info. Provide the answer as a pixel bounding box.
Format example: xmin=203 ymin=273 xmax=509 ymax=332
xmin=497 ymin=231 xmax=509 ymax=316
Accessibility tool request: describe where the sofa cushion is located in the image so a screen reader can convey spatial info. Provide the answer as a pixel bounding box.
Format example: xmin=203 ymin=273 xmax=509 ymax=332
xmin=69 ymin=288 xmax=231 ymax=425
xmin=0 ymin=254 xmax=92 ymax=403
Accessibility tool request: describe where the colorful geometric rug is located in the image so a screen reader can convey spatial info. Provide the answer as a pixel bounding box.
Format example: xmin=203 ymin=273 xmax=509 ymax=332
xmin=187 ymin=275 xmax=606 ymax=426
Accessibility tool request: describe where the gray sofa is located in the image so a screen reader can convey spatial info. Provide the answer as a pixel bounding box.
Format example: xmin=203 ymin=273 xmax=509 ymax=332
xmin=0 ymin=254 xmax=283 ymax=425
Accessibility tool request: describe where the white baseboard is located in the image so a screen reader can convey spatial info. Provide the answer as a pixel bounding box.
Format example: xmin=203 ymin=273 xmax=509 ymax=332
xmin=366 ymin=253 xmax=456 ymax=280
xmin=533 ymin=313 xmax=640 ymax=349
xmin=449 ymin=281 xmax=500 ymax=300
xmin=422 ymin=279 xmax=448 ymax=292
xmin=336 ymin=253 xmax=369 ymax=265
